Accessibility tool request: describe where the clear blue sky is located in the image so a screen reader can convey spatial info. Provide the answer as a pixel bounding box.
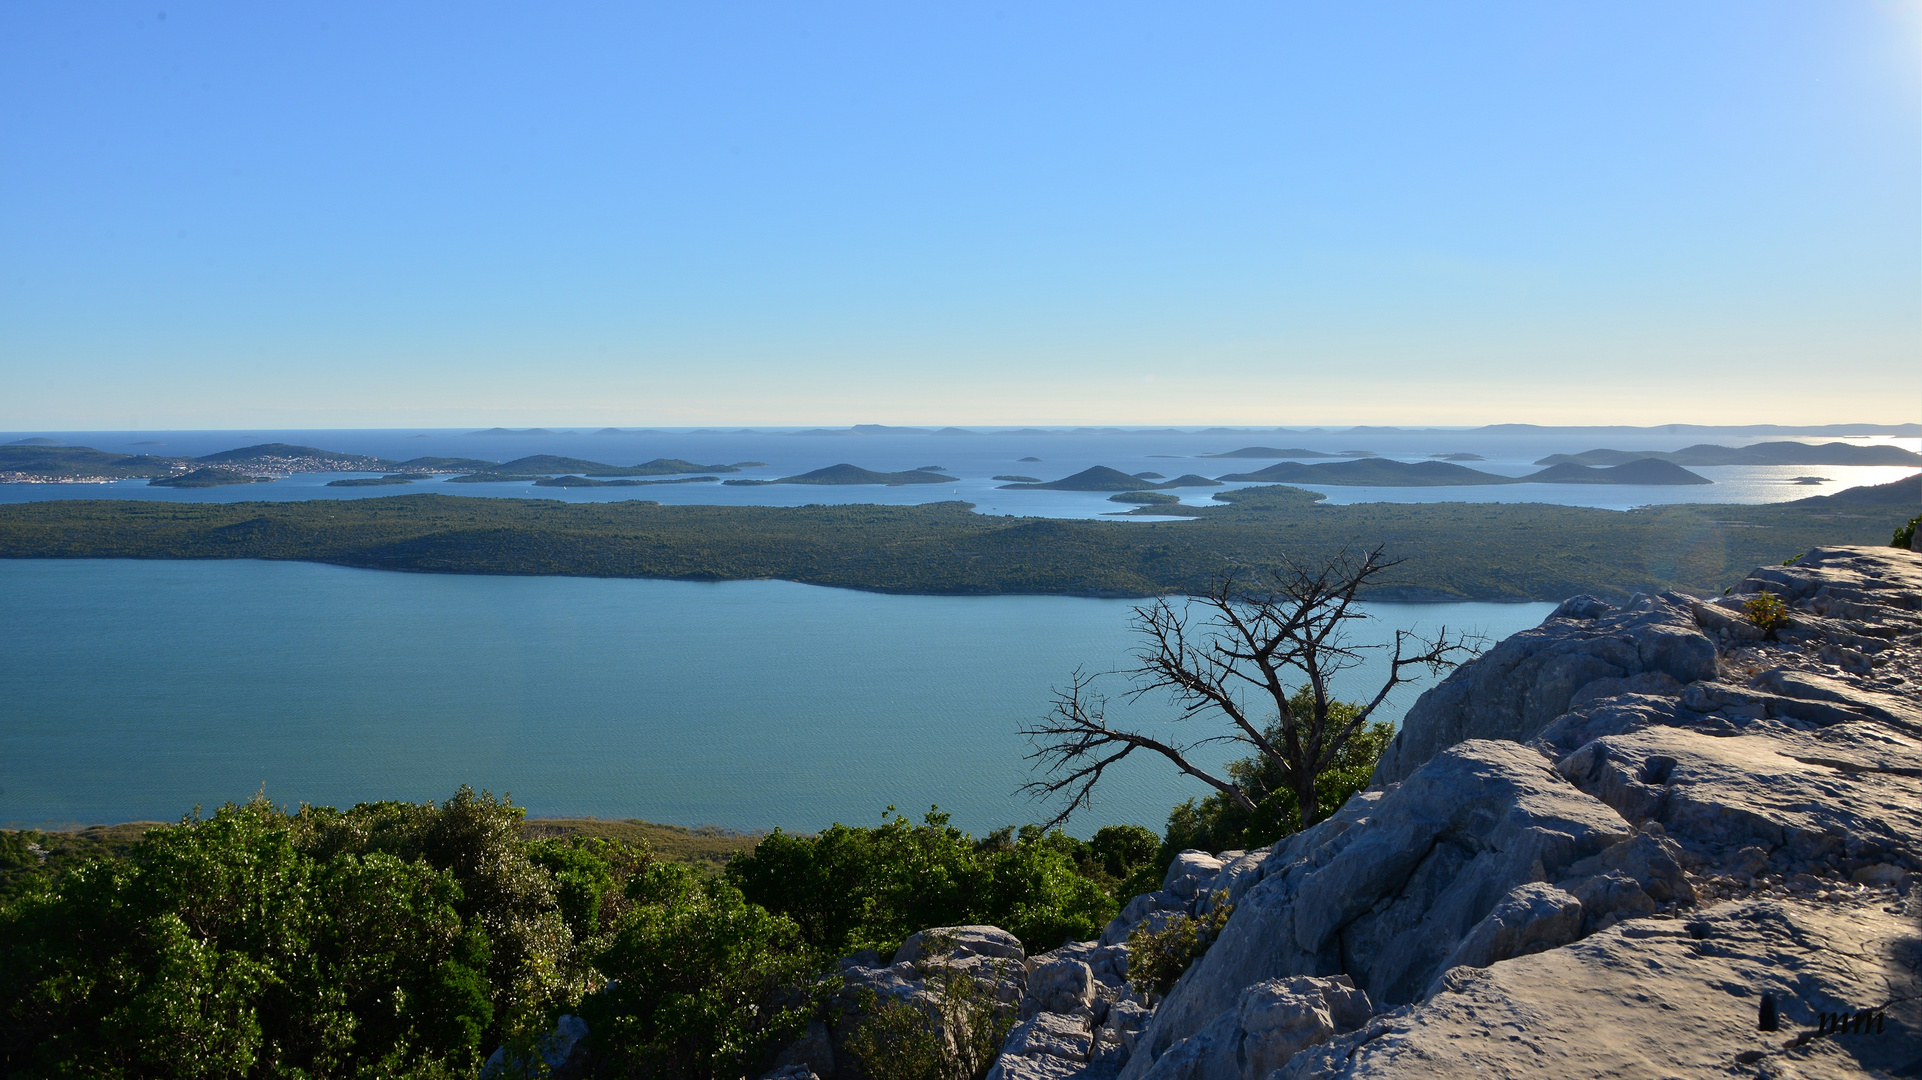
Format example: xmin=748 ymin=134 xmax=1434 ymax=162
xmin=3 ymin=2 xmax=1917 ymax=429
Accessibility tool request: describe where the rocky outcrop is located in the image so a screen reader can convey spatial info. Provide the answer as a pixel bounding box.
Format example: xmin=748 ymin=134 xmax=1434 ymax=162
xmin=1031 ymin=545 xmax=1918 ymax=1080
xmin=1278 ymin=890 xmax=1919 ymax=1079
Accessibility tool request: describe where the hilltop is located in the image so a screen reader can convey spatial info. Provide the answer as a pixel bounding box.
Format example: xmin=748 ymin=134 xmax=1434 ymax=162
xmin=1538 ymin=441 xmax=1922 ymax=467
xmin=1521 ymin=458 xmax=1713 ymax=485
xmin=465 ymin=455 xmax=744 ymax=477
xmin=999 ymin=466 xmax=1221 ymax=491
xmin=725 ymin=463 xmax=958 ymax=486
xmin=1199 ymin=447 xmax=1340 ymax=459
xmin=1215 ymin=459 xmax=1515 ymax=486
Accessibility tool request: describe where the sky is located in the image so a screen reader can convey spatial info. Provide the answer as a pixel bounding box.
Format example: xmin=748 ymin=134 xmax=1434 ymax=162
xmin=2 ymin=2 xmax=1918 ymax=429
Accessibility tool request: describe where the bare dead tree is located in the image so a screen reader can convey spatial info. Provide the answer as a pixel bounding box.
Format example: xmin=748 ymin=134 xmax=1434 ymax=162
xmin=1021 ymin=546 xmax=1480 ymax=829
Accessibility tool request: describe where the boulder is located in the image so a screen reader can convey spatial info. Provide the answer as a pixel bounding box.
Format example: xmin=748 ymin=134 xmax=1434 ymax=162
xmin=1002 ymin=1012 xmax=1094 ymax=1062
xmin=896 ymin=925 xmax=1027 ymax=966
xmin=1371 ymin=593 xmax=1716 ymax=785
xmin=1132 ymin=977 xmax=1369 ymax=1080
xmin=1427 ymin=882 xmax=1583 ymax=982
xmin=1022 ymin=959 xmax=1097 ymax=1019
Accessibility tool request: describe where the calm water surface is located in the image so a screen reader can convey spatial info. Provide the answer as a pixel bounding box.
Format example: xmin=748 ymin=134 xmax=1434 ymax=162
xmin=1 ymin=560 xmax=1558 ymax=834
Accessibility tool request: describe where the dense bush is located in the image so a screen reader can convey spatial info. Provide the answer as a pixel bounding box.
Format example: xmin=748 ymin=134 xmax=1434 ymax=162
xmin=726 ymin=809 xmax=1141 ymax=957
xmin=580 ymin=863 xmax=819 ymax=1080
xmin=1 ymin=795 xmax=1157 ymax=1080
xmin=0 ymin=796 xmax=503 ymax=1078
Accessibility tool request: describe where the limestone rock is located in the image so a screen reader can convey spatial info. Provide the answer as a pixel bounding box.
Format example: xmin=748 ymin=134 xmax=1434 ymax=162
xmin=1233 ymin=976 xmax=1371 ymax=1080
xmin=1276 ymin=897 xmax=1920 ymax=1080
xmin=1555 ymin=725 xmax=1919 ymax=869
xmin=1117 ymin=740 xmax=1633 ymax=1080
xmin=1022 ymin=959 xmax=1097 ymax=1020
xmin=1131 ymin=977 xmax=1369 ymax=1080
xmin=896 ymin=925 xmax=1027 ymax=966
xmin=1371 ymin=592 xmax=1716 ymax=784
xmin=1428 ymin=882 xmax=1583 ymax=983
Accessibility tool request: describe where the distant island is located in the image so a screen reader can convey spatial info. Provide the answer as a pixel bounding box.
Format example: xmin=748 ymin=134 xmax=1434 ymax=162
xmin=992 ymin=475 xmax=1040 ymax=483
xmin=459 ymin=455 xmax=746 ymax=479
xmin=325 ymin=476 xmax=418 ymax=487
xmin=1108 ymin=490 xmax=1181 ymax=505
xmin=533 ymin=475 xmax=720 ymax=487
xmin=1200 ymin=447 xmax=1340 ymax=459
xmin=149 ymin=468 xmax=270 ymax=488
xmin=724 ymin=464 xmax=959 ymax=486
xmin=1429 ymin=452 xmax=1485 ymax=461
xmin=1534 ymin=441 xmax=1921 ymax=467
xmin=999 ymin=466 xmax=1222 ymax=491
xmin=1018 ymin=456 xmax=1042 ymax=462
xmin=194 ymin=443 xmax=393 ymax=472
xmin=1790 ymin=476 xmax=1829 ymax=485
xmin=1214 ymin=459 xmax=1508 ymax=486
xmin=1 ymin=442 xmax=493 ymax=483
xmin=1523 ymin=459 xmax=1713 ymax=485
xmin=1214 ymin=458 xmax=1713 ymax=487
xmin=0 ymin=445 xmax=187 ymax=481
xmin=1133 ymin=472 xmax=1166 ymax=479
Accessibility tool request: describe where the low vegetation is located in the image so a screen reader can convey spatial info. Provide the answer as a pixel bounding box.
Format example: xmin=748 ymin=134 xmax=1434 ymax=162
xmin=1125 ymin=903 xmax=1234 ymax=1000
xmin=0 ymin=477 xmax=1912 ymax=601
xmin=0 ymin=798 xmax=1162 ymax=1079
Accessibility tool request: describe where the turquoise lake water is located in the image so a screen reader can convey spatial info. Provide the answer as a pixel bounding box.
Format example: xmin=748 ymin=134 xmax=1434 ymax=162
xmin=0 ymin=560 xmax=1554 ymax=835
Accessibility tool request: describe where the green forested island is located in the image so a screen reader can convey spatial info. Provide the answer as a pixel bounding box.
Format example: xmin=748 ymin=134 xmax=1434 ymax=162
xmin=998 ymin=466 xmax=1220 ymax=491
xmin=0 ymin=477 xmax=1911 ymax=601
xmin=724 ymin=464 xmax=958 ymax=486
xmin=147 ymin=467 xmax=271 ymax=488
xmin=325 ymin=475 xmax=419 ymax=487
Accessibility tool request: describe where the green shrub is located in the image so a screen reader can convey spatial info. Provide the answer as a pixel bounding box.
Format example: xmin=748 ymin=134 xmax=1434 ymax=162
xmin=1743 ymin=592 xmax=1789 ymax=637
xmin=727 ymin=809 xmax=1118 ymax=958
xmin=844 ymin=960 xmax=1014 ymax=1080
xmin=580 ymin=863 xmax=818 ymax=1080
xmin=1893 ymin=514 xmax=1919 ymax=549
xmin=1124 ymin=903 xmax=1234 ymax=999
xmin=0 ymin=797 xmax=500 ymax=1078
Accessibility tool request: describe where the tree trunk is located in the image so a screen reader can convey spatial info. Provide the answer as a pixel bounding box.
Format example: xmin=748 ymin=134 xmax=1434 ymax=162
xmin=1293 ymin=771 xmax=1321 ymax=831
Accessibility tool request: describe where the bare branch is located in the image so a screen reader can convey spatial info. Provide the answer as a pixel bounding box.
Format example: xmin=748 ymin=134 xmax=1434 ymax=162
xmin=1019 ymin=669 xmax=1255 ymax=829
xmin=1019 ymin=547 xmax=1484 ymax=829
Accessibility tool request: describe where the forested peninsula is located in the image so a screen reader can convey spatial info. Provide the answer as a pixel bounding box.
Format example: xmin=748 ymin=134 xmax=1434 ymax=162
xmin=0 ymin=478 xmax=1912 ymax=601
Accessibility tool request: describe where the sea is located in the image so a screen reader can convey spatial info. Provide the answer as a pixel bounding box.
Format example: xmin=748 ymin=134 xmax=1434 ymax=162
xmin=2 ymin=426 xmax=1913 ymax=835
xmin=0 ymin=559 xmax=1552 ymax=836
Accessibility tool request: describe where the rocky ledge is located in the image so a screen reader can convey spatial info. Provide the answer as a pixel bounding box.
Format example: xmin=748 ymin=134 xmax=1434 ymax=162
xmin=906 ymin=546 xmax=1918 ymax=1080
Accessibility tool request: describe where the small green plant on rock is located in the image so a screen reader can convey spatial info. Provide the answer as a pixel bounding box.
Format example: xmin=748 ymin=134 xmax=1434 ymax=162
xmin=1743 ymin=592 xmax=1789 ymax=638
xmin=1893 ymin=513 xmax=1920 ymax=550
xmin=844 ymin=958 xmax=1014 ymax=1080
xmin=1125 ymin=903 xmax=1234 ymax=1000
